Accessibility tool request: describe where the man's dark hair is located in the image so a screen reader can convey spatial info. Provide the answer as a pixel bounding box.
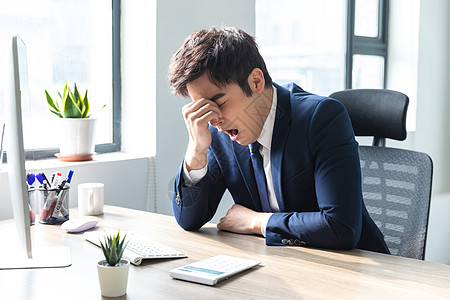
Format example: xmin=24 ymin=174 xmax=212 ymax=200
xmin=169 ymin=27 xmax=272 ymax=97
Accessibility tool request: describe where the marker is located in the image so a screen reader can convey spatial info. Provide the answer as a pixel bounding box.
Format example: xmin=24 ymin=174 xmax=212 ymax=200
xmin=40 ymin=194 xmax=56 ymax=222
xmin=51 ymin=170 xmax=74 ymax=220
xmin=49 ymin=179 xmax=66 ymax=220
xmin=26 ymin=174 xmax=36 ymax=224
xmin=51 ymin=172 xmax=62 ymax=188
xmin=36 ymin=173 xmax=48 ymax=190
xmin=36 ymin=173 xmax=44 ymax=185
xmin=27 ymin=173 xmax=35 ymax=187
xmin=41 ymin=183 xmax=59 ymax=222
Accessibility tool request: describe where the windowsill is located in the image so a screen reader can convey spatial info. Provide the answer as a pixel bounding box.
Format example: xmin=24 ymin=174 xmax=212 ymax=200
xmin=0 ymin=152 xmax=151 ymax=174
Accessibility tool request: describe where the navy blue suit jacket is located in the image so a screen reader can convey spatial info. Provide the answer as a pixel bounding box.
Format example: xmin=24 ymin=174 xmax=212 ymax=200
xmin=173 ymin=83 xmax=389 ymax=254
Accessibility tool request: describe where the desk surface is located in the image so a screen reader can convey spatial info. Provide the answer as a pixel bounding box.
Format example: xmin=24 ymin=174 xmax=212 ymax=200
xmin=1 ymin=205 xmax=449 ymax=300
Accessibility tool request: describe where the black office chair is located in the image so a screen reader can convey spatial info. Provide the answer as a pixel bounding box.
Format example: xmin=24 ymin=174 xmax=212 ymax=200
xmin=329 ymin=89 xmax=433 ymax=260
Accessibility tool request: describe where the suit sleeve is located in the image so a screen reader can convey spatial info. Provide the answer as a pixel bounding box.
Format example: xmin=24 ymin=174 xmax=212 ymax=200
xmin=265 ymin=99 xmax=363 ymax=249
xmin=172 ymin=150 xmax=227 ymax=231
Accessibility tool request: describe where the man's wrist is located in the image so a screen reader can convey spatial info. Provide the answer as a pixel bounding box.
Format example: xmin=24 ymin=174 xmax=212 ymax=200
xmin=251 ymin=213 xmax=272 ymax=236
xmin=260 ymin=213 xmax=273 ymax=237
xmin=184 ymin=147 xmax=208 ymax=171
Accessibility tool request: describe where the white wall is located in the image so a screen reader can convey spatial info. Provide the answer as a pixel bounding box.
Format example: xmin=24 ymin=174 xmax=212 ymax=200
xmin=154 ymin=0 xmax=255 ymax=222
xmin=414 ymin=0 xmax=450 ymax=194
xmin=415 ymin=0 xmax=450 ymax=263
xmin=386 ymin=0 xmax=450 ymax=263
xmin=121 ymin=0 xmax=157 ymax=157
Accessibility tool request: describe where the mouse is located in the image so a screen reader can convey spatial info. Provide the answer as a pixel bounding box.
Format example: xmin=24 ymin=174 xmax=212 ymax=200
xmin=61 ymin=218 xmax=98 ymax=233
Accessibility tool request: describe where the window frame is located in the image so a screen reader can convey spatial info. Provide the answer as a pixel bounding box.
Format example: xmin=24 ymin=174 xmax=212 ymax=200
xmin=3 ymin=0 xmax=122 ymax=162
xmin=346 ymin=0 xmax=389 ymax=89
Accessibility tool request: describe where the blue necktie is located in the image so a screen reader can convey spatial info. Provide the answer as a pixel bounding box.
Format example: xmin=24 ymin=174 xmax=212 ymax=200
xmin=249 ymin=141 xmax=271 ymax=212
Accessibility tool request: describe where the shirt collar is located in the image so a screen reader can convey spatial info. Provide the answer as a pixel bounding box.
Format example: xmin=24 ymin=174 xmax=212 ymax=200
xmin=256 ymin=86 xmax=277 ymax=151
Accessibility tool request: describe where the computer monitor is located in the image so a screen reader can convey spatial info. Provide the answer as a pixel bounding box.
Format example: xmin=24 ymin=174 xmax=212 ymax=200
xmin=0 ymin=35 xmax=71 ymax=269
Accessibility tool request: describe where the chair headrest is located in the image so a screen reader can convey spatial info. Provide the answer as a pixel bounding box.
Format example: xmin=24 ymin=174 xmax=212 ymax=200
xmin=329 ymin=89 xmax=409 ymax=142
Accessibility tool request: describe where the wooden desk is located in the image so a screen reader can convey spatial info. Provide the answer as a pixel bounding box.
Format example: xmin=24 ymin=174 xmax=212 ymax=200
xmin=1 ymin=205 xmax=449 ymax=299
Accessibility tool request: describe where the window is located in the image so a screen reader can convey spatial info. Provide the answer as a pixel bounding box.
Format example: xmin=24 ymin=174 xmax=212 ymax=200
xmin=256 ymin=0 xmax=347 ymax=96
xmin=0 ymin=0 xmax=121 ymax=161
xmin=347 ymin=0 xmax=388 ymax=89
xmin=255 ymin=0 xmax=388 ymax=94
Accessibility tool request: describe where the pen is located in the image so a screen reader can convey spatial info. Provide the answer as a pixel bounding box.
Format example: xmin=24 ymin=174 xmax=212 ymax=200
xmin=41 ymin=172 xmax=50 ymax=187
xmin=40 ymin=176 xmax=59 ymax=221
xmin=51 ymin=170 xmax=74 ymax=220
xmin=49 ymin=179 xmax=66 ymax=220
xmin=40 ymin=194 xmax=56 ymax=222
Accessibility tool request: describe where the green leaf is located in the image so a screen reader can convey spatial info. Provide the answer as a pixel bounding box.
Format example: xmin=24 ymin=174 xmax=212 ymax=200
xmin=49 ymin=109 xmax=63 ymax=118
xmin=63 ymin=88 xmax=82 ymax=118
xmin=72 ymin=83 xmax=83 ymax=110
xmin=62 ymin=82 xmax=68 ymax=103
xmin=45 ymin=90 xmax=60 ymax=113
xmin=81 ymin=90 xmax=90 ymax=118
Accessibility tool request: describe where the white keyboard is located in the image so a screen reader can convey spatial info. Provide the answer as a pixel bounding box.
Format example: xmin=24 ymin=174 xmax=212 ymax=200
xmin=170 ymin=255 xmax=261 ymax=286
xmin=84 ymin=231 xmax=187 ymax=265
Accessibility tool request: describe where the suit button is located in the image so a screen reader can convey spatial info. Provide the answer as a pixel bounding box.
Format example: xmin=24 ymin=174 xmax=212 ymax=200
xmin=281 ymin=239 xmax=288 ymax=245
xmin=175 ymin=195 xmax=181 ymax=205
xmin=294 ymin=239 xmax=301 ymax=246
xmin=288 ymin=239 xmax=295 ymax=245
xmin=299 ymin=241 xmax=307 ymax=246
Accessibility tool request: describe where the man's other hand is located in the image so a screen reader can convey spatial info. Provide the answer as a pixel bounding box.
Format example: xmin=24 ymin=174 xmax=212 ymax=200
xmin=217 ymin=204 xmax=266 ymax=236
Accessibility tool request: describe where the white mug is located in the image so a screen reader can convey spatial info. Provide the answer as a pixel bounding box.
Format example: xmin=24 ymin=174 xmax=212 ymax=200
xmin=78 ymin=183 xmax=104 ymax=215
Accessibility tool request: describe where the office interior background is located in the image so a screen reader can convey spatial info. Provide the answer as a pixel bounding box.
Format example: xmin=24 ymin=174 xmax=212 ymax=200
xmin=0 ymin=0 xmax=449 ymax=263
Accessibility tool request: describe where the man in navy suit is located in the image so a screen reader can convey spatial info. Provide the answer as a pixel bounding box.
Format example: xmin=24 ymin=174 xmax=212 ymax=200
xmin=168 ymin=27 xmax=389 ymax=253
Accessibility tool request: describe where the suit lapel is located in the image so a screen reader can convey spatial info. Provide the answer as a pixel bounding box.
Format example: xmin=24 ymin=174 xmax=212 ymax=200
xmin=270 ymin=84 xmax=292 ymax=212
xmin=232 ymin=142 xmax=262 ymax=211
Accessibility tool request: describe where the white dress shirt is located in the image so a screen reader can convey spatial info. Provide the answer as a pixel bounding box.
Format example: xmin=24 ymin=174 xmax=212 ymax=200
xmin=183 ymin=87 xmax=279 ymax=237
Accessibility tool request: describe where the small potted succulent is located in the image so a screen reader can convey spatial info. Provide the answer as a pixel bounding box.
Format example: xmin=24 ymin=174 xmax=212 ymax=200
xmin=96 ymin=231 xmax=130 ymax=297
xmin=45 ymin=82 xmax=105 ymax=161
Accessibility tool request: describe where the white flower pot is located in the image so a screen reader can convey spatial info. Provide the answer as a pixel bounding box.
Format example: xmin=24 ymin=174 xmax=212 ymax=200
xmin=58 ymin=118 xmax=96 ymax=156
xmin=97 ymin=259 xmax=130 ymax=297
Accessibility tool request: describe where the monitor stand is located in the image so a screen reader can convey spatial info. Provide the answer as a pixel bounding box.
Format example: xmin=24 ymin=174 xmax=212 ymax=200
xmin=0 ymin=244 xmax=71 ymax=269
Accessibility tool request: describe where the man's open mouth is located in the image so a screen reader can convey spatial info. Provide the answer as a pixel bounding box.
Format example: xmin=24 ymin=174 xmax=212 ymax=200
xmin=224 ymin=129 xmax=239 ymax=141
xmin=226 ymin=129 xmax=238 ymax=137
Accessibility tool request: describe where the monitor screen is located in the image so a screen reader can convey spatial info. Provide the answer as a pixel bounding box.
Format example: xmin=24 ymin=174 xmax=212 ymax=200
xmin=1 ymin=35 xmax=71 ymax=269
xmin=5 ymin=35 xmax=32 ymax=258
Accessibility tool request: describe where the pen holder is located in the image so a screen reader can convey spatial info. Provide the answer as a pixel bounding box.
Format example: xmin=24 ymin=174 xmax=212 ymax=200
xmin=36 ymin=186 xmax=70 ymax=224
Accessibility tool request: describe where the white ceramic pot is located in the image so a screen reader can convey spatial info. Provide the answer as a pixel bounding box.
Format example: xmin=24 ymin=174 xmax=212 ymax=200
xmin=59 ymin=118 xmax=96 ymax=156
xmin=97 ymin=259 xmax=130 ymax=297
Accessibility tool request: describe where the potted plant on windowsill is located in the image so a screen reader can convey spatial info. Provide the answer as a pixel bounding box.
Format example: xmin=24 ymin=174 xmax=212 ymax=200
xmin=45 ymin=82 xmax=105 ymax=162
xmin=97 ymin=231 xmax=130 ymax=297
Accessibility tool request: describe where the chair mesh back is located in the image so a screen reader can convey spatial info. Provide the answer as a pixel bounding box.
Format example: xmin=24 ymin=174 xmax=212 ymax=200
xmin=359 ymin=146 xmax=433 ymax=260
